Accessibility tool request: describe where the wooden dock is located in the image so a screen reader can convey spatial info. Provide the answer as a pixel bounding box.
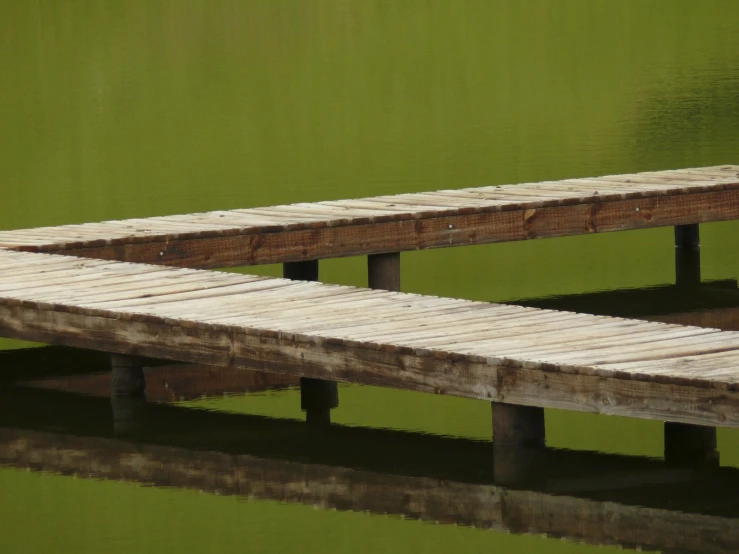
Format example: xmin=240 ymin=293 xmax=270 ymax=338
xmin=0 ymin=165 xmax=737 ymax=269
xmin=2 ymin=165 xmax=739 ymax=459
xmin=1 ymin=249 xmax=739 ymax=432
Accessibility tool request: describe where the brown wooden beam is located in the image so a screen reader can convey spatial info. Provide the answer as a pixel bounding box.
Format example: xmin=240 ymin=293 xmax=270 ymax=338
xmin=19 ymin=362 xmax=298 ymax=401
xmin=51 ymin=189 xmax=739 ymax=269
xmin=2 ymin=302 xmax=739 ymax=428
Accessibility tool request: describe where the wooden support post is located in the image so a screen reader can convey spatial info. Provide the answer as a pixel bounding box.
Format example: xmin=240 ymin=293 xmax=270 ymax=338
xmin=664 ymin=421 xmax=719 ymax=467
xmin=493 ymin=403 xmax=546 ymax=447
xmin=111 ymin=395 xmax=147 ymax=436
xmin=300 ymin=377 xmax=339 ymax=426
xmin=368 ymin=252 xmax=401 ymax=292
xmin=675 ymin=224 xmax=700 ymax=287
xmin=110 ymin=354 xmax=146 ymax=435
xmin=284 ymin=261 xmax=339 ymax=425
xmin=110 ymin=354 xmax=146 ymax=397
xmin=492 ymin=403 xmax=545 ymax=486
xmin=283 ymin=260 xmax=318 ymax=282
xmin=672 ymin=224 xmax=716 ymax=464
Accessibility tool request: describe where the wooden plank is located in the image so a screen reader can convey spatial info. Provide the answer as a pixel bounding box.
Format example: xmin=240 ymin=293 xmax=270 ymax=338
xmin=435 ymin=322 xmax=716 ymax=357
xmin=3 ymin=251 xmax=739 ymax=428
xmin=47 ymin=189 xmax=739 ymax=267
xmin=0 ymin=166 xmax=738 ymax=271
xmin=85 ymin=279 xmax=299 ymax=310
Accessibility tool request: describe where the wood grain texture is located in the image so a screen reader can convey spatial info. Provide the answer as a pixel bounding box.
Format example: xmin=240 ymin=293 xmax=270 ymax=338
xmin=2 ymin=250 xmax=739 ymax=427
xmin=0 ymin=166 xmax=737 ymax=268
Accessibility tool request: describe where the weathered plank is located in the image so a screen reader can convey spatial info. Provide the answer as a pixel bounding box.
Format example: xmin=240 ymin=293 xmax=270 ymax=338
xmin=0 ymin=166 xmax=737 ymax=268
xmin=2 ymin=250 xmax=739 ymax=428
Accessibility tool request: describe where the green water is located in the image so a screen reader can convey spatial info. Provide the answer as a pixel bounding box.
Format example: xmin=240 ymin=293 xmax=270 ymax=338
xmin=2 ymin=1 xmax=739 ymax=552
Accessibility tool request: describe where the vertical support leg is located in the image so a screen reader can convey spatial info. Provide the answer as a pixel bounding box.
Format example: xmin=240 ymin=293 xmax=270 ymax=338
xmin=368 ymin=252 xmax=401 ymax=292
xmin=492 ymin=403 xmax=545 ymax=486
xmin=110 ymin=354 xmax=146 ymax=435
xmin=283 ymin=260 xmax=319 ymax=283
xmin=284 ymin=261 xmax=339 ymax=425
xmin=664 ymin=422 xmax=719 ymax=467
xmin=111 ymin=354 xmax=146 ymax=397
xmin=671 ymin=225 xmax=716 ymax=464
xmin=675 ymin=224 xmax=700 ymax=287
xmin=301 ymin=377 xmax=339 ymax=426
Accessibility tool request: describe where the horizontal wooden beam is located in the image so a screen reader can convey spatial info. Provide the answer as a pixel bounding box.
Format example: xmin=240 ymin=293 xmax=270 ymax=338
xmin=2 ymin=302 xmax=738 ymax=428
xmin=3 ymin=249 xmax=739 ymax=430
xmin=15 ymin=189 xmax=739 ymax=268
xmin=18 ymin=361 xmax=298 ymax=401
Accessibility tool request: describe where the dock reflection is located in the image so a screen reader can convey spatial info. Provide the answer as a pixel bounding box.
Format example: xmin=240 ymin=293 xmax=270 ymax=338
xmin=0 ymin=383 xmax=737 ymax=554
xmin=509 ymin=280 xmax=739 ymax=330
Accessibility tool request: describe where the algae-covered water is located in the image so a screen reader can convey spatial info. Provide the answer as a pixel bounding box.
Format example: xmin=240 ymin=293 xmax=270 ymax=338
xmin=1 ymin=2 xmax=739 ymax=552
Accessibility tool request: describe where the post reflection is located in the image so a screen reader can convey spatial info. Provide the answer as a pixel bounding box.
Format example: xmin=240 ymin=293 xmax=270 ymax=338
xmin=0 ymin=377 xmax=737 ymax=554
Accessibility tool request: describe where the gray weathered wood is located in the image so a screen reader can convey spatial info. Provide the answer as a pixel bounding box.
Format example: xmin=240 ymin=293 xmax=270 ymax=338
xmin=3 ymin=250 xmax=739 ymax=429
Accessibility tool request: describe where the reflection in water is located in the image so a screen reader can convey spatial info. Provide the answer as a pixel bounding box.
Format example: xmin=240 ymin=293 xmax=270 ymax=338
xmin=3 ymin=3 xmax=739 ymax=552
xmin=0 ymin=384 xmax=737 ymax=554
xmin=511 ymin=280 xmax=739 ymax=329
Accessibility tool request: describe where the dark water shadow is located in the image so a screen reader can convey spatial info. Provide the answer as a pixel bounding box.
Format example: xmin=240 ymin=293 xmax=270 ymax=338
xmin=0 ymin=384 xmax=737 ymax=554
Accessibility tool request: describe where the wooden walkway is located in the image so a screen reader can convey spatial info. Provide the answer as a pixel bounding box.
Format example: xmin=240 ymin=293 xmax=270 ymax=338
xmin=0 ymin=165 xmax=737 ymax=268
xmin=1 ymin=249 xmax=739 ymax=428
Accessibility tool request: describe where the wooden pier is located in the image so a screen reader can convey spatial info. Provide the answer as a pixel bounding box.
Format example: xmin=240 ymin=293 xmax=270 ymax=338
xmin=0 ymin=166 xmax=737 ymax=273
xmin=1 ymin=165 xmax=739 ymax=455
xmin=1 ymin=249 xmax=739 ymax=431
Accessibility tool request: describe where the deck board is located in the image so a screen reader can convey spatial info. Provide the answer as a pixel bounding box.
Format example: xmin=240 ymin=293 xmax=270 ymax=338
xmin=2 ymin=249 xmax=739 ymax=427
xmin=1 ymin=165 xmax=737 ymax=268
